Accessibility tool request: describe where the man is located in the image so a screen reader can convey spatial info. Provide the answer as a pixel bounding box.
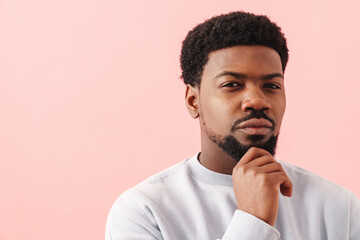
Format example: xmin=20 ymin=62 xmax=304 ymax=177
xmin=106 ymin=11 xmax=360 ymax=239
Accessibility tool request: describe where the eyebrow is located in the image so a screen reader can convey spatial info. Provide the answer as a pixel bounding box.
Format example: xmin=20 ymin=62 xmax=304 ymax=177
xmin=213 ymin=71 xmax=284 ymax=81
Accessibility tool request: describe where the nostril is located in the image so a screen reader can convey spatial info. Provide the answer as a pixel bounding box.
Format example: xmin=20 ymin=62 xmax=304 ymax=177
xmin=242 ymin=98 xmax=271 ymax=111
xmin=245 ymin=107 xmax=255 ymax=111
xmin=245 ymin=107 xmax=269 ymax=112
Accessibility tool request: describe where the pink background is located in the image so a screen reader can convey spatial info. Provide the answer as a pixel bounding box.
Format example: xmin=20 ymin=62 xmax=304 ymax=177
xmin=1 ymin=0 xmax=359 ymax=239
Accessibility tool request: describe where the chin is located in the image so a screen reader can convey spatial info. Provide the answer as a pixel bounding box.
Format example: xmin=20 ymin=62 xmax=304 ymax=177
xmin=219 ymin=134 xmax=279 ymax=161
xmin=241 ymin=133 xmax=275 ymax=146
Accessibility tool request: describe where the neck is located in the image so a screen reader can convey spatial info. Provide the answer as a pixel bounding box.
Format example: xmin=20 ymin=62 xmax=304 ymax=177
xmin=199 ymin=130 xmax=238 ymax=175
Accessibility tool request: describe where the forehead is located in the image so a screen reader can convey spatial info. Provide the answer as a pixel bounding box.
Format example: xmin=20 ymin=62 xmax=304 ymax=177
xmin=203 ymin=46 xmax=283 ymax=78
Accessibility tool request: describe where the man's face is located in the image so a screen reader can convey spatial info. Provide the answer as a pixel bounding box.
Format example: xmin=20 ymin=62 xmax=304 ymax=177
xmin=196 ymin=46 xmax=286 ymax=161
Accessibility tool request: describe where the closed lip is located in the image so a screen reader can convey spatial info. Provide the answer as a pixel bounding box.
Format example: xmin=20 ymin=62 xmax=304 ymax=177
xmin=237 ymin=118 xmax=273 ymax=129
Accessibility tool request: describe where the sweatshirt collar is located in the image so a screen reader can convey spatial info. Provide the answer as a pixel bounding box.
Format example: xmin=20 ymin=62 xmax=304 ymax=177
xmin=186 ymin=152 xmax=233 ymax=187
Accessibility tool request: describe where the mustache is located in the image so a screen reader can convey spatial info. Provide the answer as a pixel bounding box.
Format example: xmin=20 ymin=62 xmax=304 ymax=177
xmin=231 ymin=110 xmax=276 ymax=132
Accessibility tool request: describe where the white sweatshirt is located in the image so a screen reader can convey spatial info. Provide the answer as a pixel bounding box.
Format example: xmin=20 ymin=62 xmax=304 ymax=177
xmin=105 ymin=152 xmax=360 ymax=240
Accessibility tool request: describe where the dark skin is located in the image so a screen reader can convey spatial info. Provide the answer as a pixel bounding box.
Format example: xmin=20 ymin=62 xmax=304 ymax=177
xmin=185 ymin=45 xmax=293 ymax=226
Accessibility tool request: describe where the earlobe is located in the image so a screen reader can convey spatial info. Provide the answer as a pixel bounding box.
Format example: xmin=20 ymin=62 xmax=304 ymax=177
xmin=185 ymin=84 xmax=200 ymax=119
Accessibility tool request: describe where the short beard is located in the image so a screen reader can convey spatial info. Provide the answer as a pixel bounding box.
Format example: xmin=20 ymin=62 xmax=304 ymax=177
xmin=217 ymin=134 xmax=279 ymax=162
xmin=202 ymin=110 xmax=279 ymax=162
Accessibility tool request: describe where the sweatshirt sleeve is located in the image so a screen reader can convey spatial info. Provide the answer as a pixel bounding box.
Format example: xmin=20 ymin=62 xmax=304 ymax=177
xmin=221 ymin=210 xmax=280 ymax=240
xmin=106 ymin=194 xmax=280 ymax=240
xmin=350 ymin=193 xmax=360 ymax=240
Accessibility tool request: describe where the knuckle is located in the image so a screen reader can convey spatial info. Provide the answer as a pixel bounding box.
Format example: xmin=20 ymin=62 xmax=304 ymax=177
xmin=240 ymin=165 xmax=249 ymax=175
xmin=234 ymin=165 xmax=247 ymax=175
xmin=277 ymin=174 xmax=288 ymax=184
xmin=248 ymin=168 xmax=258 ymax=178
xmin=258 ymin=173 xmax=269 ymax=184
xmin=274 ymin=162 xmax=282 ymax=170
xmin=248 ymin=147 xmax=258 ymax=155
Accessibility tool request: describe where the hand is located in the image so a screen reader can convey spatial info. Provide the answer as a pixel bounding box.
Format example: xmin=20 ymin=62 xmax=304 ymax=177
xmin=232 ymin=147 xmax=293 ymax=226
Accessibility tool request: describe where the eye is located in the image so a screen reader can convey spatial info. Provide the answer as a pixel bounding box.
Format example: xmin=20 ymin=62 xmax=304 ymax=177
xmin=264 ymin=83 xmax=281 ymax=89
xmin=222 ymin=82 xmax=242 ymax=88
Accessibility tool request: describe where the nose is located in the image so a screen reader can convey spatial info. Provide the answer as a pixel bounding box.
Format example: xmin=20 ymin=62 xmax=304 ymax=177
xmin=241 ymin=88 xmax=271 ymax=112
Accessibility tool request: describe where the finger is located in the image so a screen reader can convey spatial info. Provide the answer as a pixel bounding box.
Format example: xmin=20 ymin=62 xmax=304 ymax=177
xmin=237 ymin=147 xmax=273 ymax=165
xmin=246 ymin=155 xmax=277 ymax=168
xmin=255 ymin=161 xmax=284 ymax=173
xmin=280 ymin=183 xmax=293 ymax=197
xmin=280 ymin=172 xmax=293 ymax=197
xmin=268 ymin=172 xmax=293 ymax=197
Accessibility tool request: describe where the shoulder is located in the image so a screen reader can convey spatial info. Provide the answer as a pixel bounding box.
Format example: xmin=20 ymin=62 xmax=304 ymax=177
xmin=105 ymin=160 xmax=192 ymax=240
xmin=277 ymin=160 xmax=360 ymax=238
xmin=113 ymin=157 xmax=192 ymax=207
xmin=278 ymin=160 xmax=354 ymax=204
xmin=106 ymin=157 xmax=196 ymax=233
xmin=279 ymin=160 xmax=350 ymax=193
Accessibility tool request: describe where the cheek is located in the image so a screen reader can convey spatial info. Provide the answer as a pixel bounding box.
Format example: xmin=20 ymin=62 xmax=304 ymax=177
xmin=199 ymin=94 xmax=233 ymax=132
xmin=274 ymin=103 xmax=286 ymax=134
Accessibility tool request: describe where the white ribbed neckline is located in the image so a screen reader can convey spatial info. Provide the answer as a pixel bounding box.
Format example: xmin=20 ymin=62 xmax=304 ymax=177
xmin=186 ymin=152 xmax=233 ymax=187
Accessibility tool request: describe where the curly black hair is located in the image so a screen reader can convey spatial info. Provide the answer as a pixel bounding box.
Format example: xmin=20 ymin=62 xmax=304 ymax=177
xmin=180 ymin=11 xmax=289 ymax=87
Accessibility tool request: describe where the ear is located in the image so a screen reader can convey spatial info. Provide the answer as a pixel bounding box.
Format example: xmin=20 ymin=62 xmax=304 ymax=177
xmin=185 ymin=84 xmax=200 ymax=119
